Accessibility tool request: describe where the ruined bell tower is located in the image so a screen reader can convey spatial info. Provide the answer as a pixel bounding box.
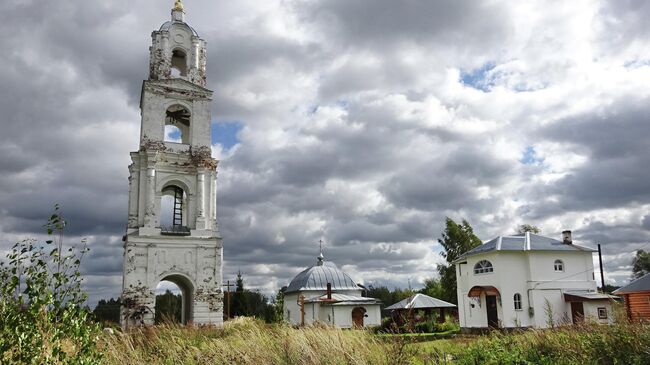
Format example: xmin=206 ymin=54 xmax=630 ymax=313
xmin=121 ymin=0 xmax=223 ymax=327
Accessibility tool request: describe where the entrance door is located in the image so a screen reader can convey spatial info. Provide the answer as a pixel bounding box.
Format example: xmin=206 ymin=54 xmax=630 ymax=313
xmin=486 ymin=295 xmax=499 ymax=328
xmin=571 ymin=302 xmax=584 ymax=324
xmin=352 ymin=307 xmax=366 ymax=328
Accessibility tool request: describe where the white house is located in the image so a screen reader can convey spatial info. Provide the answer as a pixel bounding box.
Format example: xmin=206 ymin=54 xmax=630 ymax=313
xmin=454 ymin=231 xmax=616 ymax=331
xmin=283 ymin=252 xmax=381 ymax=328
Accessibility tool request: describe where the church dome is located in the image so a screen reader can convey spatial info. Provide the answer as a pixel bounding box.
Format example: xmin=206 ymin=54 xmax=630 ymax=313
xmin=285 ymin=260 xmax=359 ymax=294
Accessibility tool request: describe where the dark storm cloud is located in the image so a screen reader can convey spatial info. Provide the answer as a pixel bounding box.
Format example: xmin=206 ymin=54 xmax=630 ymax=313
xmin=519 ymin=97 xmax=650 ymax=218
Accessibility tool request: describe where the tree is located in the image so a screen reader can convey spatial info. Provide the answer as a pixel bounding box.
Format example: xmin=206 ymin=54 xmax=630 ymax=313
xmin=93 ymin=297 xmax=121 ymax=324
xmin=632 ymin=250 xmax=650 ymax=279
xmin=420 ymin=278 xmax=444 ymax=300
xmin=272 ymin=286 xmax=286 ymax=322
xmin=230 ymin=271 xmax=249 ymax=317
xmin=436 ymin=218 xmax=482 ymax=304
xmin=154 ymin=290 xmax=182 ymax=324
xmin=517 ymin=224 xmax=541 ymax=234
xmin=0 ymin=206 xmax=101 ymax=364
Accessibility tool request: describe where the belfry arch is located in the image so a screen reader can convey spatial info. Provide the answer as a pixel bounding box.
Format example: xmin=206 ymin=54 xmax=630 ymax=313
xmin=121 ymin=0 xmax=223 ymax=328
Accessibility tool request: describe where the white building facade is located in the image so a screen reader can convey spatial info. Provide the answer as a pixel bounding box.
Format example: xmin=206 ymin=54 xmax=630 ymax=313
xmin=283 ymin=253 xmax=381 ymax=328
xmin=455 ymin=231 xmax=615 ymax=331
xmin=120 ymin=1 xmax=223 ymax=328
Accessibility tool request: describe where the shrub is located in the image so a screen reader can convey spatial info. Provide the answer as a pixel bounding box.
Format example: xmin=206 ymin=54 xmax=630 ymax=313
xmin=0 ymin=206 xmax=101 ymax=364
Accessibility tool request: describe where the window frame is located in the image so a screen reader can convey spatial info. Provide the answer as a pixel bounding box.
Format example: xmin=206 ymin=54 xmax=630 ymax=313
xmin=473 ymin=260 xmax=494 ymax=275
xmin=554 ymin=259 xmax=564 ymax=272
xmin=597 ymin=307 xmax=607 ymax=319
xmin=513 ymin=293 xmax=522 ymax=311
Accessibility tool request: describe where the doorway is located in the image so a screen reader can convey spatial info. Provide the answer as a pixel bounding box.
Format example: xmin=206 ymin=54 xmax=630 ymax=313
xmin=155 ymin=274 xmax=194 ymax=324
xmin=352 ymin=307 xmax=366 ymax=328
xmin=486 ymin=295 xmax=499 ymax=328
xmin=571 ymin=302 xmax=584 ymax=324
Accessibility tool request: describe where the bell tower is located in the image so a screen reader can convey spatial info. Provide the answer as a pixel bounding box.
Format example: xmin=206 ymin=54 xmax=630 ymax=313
xmin=121 ymin=0 xmax=223 ymax=327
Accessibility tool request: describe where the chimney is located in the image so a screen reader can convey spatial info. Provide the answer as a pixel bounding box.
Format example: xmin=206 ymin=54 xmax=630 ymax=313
xmin=562 ymin=230 xmax=572 ymax=244
xmin=326 ymin=283 xmax=332 ymax=299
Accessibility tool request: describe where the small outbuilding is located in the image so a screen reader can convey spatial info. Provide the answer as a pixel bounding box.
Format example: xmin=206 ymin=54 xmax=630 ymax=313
xmin=613 ymin=273 xmax=650 ymax=321
xmin=283 ymin=251 xmax=382 ymax=328
xmin=385 ymin=293 xmax=456 ymax=324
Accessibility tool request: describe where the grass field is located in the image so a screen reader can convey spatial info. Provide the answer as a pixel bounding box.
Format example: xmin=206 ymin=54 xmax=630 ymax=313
xmin=98 ymin=318 xmax=650 ymax=365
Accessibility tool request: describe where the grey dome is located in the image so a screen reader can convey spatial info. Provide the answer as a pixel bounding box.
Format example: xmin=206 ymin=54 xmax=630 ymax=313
xmin=286 ymin=261 xmax=359 ymax=294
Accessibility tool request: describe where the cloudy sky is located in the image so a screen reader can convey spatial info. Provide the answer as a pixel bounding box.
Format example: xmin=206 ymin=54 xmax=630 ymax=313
xmin=1 ymin=0 xmax=649 ymax=305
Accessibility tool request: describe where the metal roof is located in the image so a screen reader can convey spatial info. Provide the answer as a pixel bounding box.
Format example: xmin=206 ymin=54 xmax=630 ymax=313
xmin=286 ymin=261 xmax=359 ymax=294
xmin=613 ymin=272 xmax=650 ymax=294
xmin=563 ymin=291 xmax=619 ymax=301
xmin=455 ymin=232 xmax=596 ymax=262
xmin=385 ymin=293 xmax=456 ymax=310
xmin=305 ymin=293 xmax=381 ymax=305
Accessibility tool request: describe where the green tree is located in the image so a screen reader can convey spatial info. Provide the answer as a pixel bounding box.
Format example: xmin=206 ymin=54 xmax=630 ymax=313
xmin=272 ymin=286 xmax=286 ymax=322
xmin=154 ymin=290 xmax=182 ymax=324
xmin=632 ymin=249 xmax=650 ymax=279
xmin=437 ymin=217 xmax=482 ymax=304
xmin=231 ymin=271 xmax=249 ymax=317
xmin=93 ymin=297 xmax=121 ymax=324
xmin=517 ymin=224 xmax=541 ymax=234
xmin=420 ymin=278 xmax=445 ymax=299
xmin=0 ymin=206 xmax=101 ymax=364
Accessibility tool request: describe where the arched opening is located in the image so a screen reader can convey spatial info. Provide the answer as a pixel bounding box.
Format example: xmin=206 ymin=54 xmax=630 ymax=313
xmin=155 ymin=274 xmax=194 ymax=325
xmin=160 ymin=185 xmax=189 ymax=235
xmin=171 ymin=49 xmax=188 ymax=77
xmin=164 ymin=105 xmax=190 ymax=144
xmin=155 ymin=281 xmax=182 ymax=324
xmin=352 ymin=307 xmax=366 ymax=328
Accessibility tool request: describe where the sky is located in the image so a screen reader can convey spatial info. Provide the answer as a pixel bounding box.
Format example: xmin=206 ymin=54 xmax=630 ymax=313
xmin=1 ymin=0 xmax=650 ymax=305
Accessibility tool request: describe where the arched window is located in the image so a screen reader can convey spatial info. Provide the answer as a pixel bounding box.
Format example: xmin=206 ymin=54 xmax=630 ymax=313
xmin=474 ymin=260 xmax=494 ymax=274
xmin=171 ymin=49 xmax=188 ymax=77
xmin=164 ymin=105 xmax=190 ymax=144
xmin=160 ymin=185 xmax=189 ymax=235
xmin=554 ymin=259 xmax=564 ymax=272
xmin=514 ymin=293 xmax=522 ymax=310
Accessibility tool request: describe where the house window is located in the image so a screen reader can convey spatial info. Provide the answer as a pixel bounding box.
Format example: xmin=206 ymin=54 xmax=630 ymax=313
xmin=598 ymin=307 xmax=607 ymax=319
xmin=554 ymin=259 xmax=564 ymax=272
xmin=514 ymin=293 xmax=522 ymax=311
xmin=474 ymin=260 xmax=494 ymax=274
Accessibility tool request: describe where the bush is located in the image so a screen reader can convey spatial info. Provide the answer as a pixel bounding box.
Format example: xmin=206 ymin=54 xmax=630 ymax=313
xmin=0 ymin=206 xmax=101 ymax=364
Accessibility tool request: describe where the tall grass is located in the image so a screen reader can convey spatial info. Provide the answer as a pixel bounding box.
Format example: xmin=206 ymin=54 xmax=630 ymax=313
xmin=415 ymin=321 xmax=650 ymax=365
xmin=100 ymin=318 xmax=650 ymax=364
xmin=100 ymin=317 xmax=402 ymax=365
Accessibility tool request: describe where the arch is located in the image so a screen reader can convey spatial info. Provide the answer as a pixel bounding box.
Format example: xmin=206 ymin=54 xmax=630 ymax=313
xmin=352 ymin=307 xmax=366 ymax=328
xmin=513 ymin=293 xmax=522 ymax=310
xmin=164 ymin=104 xmax=190 ymax=144
xmin=156 ymin=272 xmax=195 ymax=325
xmin=554 ymin=259 xmax=564 ymax=272
xmin=171 ymin=48 xmax=188 ymax=77
xmin=160 ymin=184 xmax=189 ymax=235
xmin=474 ymin=260 xmax=493 ymax=274
xmin=160 ymin=177 xmax=194 ymax=197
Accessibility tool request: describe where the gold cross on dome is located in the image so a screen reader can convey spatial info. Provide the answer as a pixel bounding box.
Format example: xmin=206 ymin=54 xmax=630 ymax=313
xmin=173 ymin=0 xmax=184 ymax=12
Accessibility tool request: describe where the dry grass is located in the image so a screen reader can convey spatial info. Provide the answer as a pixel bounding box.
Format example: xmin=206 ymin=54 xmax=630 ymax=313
xmin=100 ymin=317 xmax=398 ymax=365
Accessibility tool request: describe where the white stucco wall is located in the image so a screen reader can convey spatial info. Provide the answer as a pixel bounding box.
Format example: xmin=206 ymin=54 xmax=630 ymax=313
xmin=283 ymin=290 xmax=380 ymax=328
xmin=457 ymin=249 xmax=603 ymax=329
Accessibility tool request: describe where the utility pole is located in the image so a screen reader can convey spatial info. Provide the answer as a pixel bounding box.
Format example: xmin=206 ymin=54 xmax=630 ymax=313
xmin=223 ymin=280 xmax=234 ymax=320
xmin=598 ymin=244 xmax=606 ymax=292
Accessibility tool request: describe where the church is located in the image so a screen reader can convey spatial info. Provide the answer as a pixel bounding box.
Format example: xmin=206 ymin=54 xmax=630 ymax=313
xmin=283 ymin=250 xmax=382 ymax=328
xmin=120 ymin=0 xmax=223 ymax=328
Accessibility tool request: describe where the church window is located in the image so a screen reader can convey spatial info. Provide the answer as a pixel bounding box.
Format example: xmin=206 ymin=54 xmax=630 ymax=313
xmin=164 ymin=105 xmax=190 ymax=144
xmin=474 ymin=260 xmax=493 ymax=274
xmin=554 ymin=259 xmax=564 ymax=272
xmin=160 ymin=185 xmax=189 ymax=235
xmin=171 ymin=49 xmax=188 ymax=77
xmin=514 ymin=293 xmax=522 ymax=310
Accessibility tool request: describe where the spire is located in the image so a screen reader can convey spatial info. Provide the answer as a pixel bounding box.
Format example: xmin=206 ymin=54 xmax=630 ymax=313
xmin=171 ymin=0 xmax=185 ymax=22
xmin=317 ymin=239 xmax=324 ymax=266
